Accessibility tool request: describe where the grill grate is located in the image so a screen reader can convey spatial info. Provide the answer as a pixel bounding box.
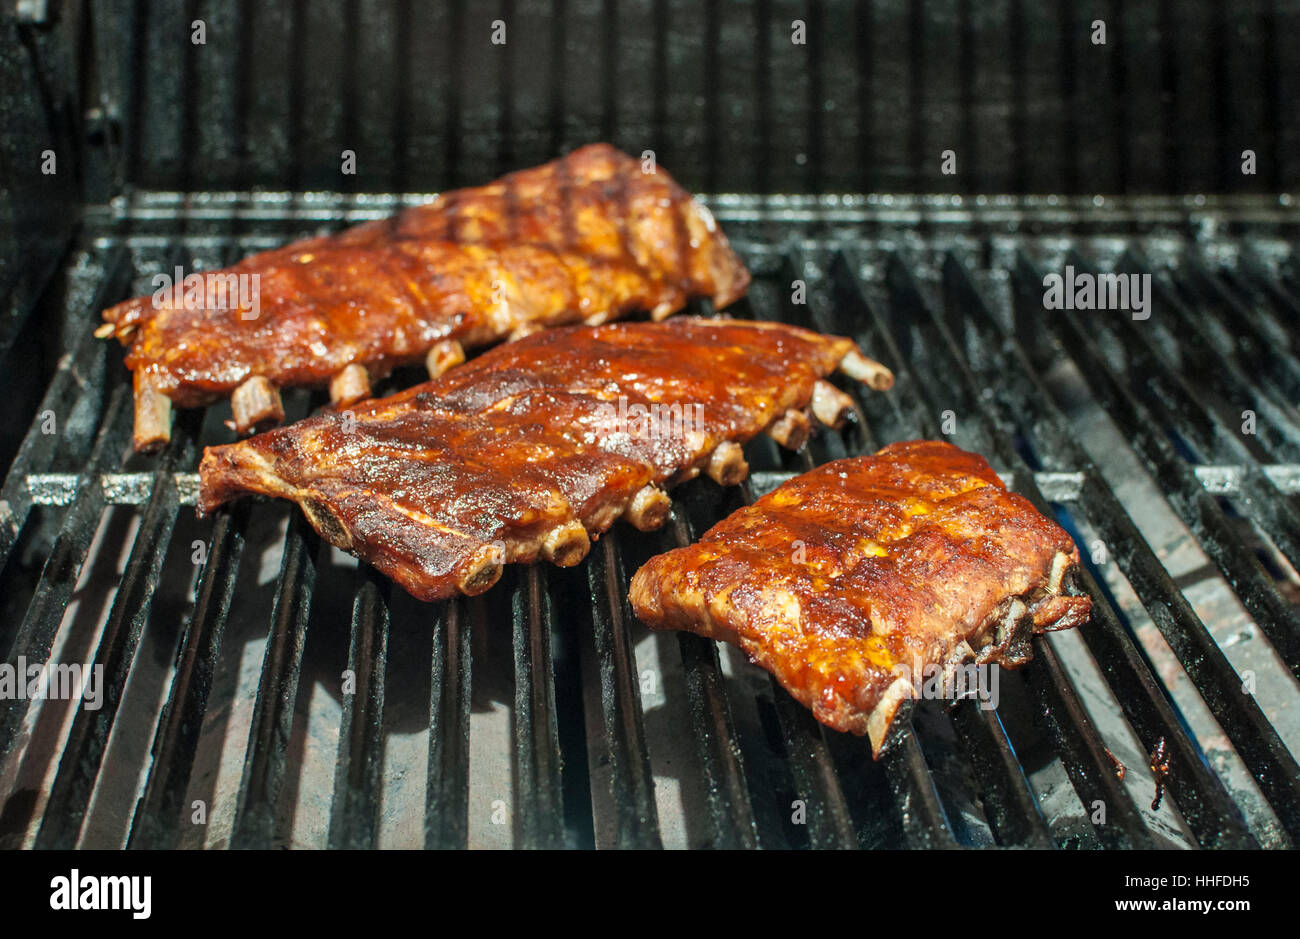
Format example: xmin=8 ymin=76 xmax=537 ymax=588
xmin=1 ymin=195 xmax=1299 ymax=849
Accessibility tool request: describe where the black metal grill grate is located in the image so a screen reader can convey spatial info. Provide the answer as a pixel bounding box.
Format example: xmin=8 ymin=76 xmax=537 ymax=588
xmin=1 ymin=195 xmax=1298 ymax=849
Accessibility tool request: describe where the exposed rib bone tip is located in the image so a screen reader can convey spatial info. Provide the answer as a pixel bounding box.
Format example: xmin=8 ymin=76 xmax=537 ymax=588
xmin=624 ymin=484 xmax=671 ymax=531
xmin=426 ymin=339 xmax=466 ymax=379
xmin=766 ymin=408 xmax=811 ymax=451
xmin=300 ymin=495 xmax=353 ymax=550
xmin=460 ymin=543 xmax=505 ymax=595
xmin=706 ymin=440 xmax=749 ymax=487
xmin=994 ymin=599 xmax=1029 ymax=648
xmin=810 ymin=380 xmax=854 ymax=428
xmin=867 ymin=676 xmax=916 ymax=757
xmin=649 ymin=300 xmax=678 ymax=321
xmin=1048 ymin=551 xmax=1070 ymax=594
xmin=840 ymin=349 xmax=894 ymax=391
xmin=230 ymin=375 xmax=284 ymax=434
xmin=541 ymin=520 xmax=591 ymax=567
xmin=329 ymin=363 xmax=371 ymax=408
xmin=133 ymin=379 xmax=172 ymax=453
xmin=94 ymin=322 xmax=116 ymax=339
xmin=949 ymin=639 xmax=976 ymax=665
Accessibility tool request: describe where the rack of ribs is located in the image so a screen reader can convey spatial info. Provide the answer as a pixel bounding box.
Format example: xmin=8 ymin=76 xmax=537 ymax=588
xmin=98 ymin=143 xmax=752 ymax=452
xmin=629 ymin=440 xmax=1092 ymax=756
xmin=197 ymin=318 xmax=894 ymax=602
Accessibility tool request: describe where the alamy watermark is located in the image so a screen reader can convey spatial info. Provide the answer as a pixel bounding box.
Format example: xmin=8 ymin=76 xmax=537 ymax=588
xmin=893 ymin=657 xmax=1001 ymax=711
xmin=1042 ymin=265 xmax=1151 ymax=320
xmin=592 ymin=395 xmax=705 ymax=442
xmin=50 ymin=869 xmax=151 ymax=919
xmin=0 ymin=657 xmax=104 ymax=710
xmin=152 ymin=266 xmax=261 ymax=319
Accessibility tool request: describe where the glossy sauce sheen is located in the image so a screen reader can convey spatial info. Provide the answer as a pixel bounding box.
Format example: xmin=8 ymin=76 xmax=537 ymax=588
xmin=629 ymin=441 xmax=1092 ymax=752
xmin=102 ymin=144 xmax=750 ymax=406
xmin=198 ymin=318 xmax=856 ymax=601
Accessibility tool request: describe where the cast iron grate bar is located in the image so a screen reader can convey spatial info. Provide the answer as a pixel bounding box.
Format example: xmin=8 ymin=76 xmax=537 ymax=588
xmin=229 ymin=511 xmax=319 ymax=849
xmin=948 ymin=701 xmax=1054 ymax=848
xmin=1021 ymin=637 xmax=1156 ymax=848
xmin=424 ymin=597 xmax=472 ymax=849
xmin=667 ymin=506 xmax=759 ymax=849
xmin=587 ymin=535 xmax=663 ymax=848
xmin=878 ymin=725 xmax=960 ymax=849
xmin=767 ymin=679 xmax=860 ymax=849
xmin=129 ymin=503 xmax=249 ymax=849
xmin=1070 ymin=468 xmax=1300 ymax=839
xmin=328 ymin=567 xmax=391 ymax=849
xmin=1124 ymin=256 xmax=1300 ymax=461
xmin=510 ymin=565 xmax=567 ymax=848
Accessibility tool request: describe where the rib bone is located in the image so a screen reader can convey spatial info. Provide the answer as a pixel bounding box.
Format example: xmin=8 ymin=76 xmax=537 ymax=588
xmin=133 ymin=376 xmax=173 ymax=453
xmin=839 ymin=349 xmax=895 ymax=390
xmin=540 ymin=519 xmax=591 ymax=566
xmin=706 ymin=440 xmax=749 ymax=486
xmin=994 ymin=599 xmax=1029 ymax=647
xmin=649 ymin=299 xmax=679 ymax=321
xmin=329 ymin=363 xmax=370 ymax=408
xmin=865 ymin=675 xmax=917 ymax=756
xmin=459 ymin=543 xmax=505 ymax=595
xmin=230 ymin=376 xmax=284 ymax=435
xmin=426 ymin=339 xmax=466 ymax=379
xmin=300 ymin=495 xmax=353 ymax=550
xmin=1047 ymin=551 xmax=1070 ymax=594
xmin=766 ymin=408 xmax=811 ymax=450
xmin=810 ymin=380 xmax=854 ymax=428
xmin=624 ymin=484 xmax=672 ymax=531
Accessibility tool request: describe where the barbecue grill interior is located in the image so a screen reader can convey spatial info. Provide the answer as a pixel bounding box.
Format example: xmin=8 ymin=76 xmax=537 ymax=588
xmin=2 ymin=0 xmax=1298 ymax=850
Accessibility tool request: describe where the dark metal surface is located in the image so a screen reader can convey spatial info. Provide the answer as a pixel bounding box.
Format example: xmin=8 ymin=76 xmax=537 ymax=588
xmin=328 ymin=568 xmax=390 ymax=849
xmin=72 ymin=0 xmax=1300 ymax=197
xmin=586 ymin=536 xmax=662 ymax=848
xmin=229 ymin=512 xmax=319 ymax=849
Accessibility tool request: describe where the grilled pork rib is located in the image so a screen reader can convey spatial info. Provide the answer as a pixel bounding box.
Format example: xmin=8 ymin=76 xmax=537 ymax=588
xmin=99 ymin=144 xmax=751 ymax=451
xmin=197 ymin=318 xmax=893 ymax=602
xmin=629 ymin=440 xmax=1092 ymax=755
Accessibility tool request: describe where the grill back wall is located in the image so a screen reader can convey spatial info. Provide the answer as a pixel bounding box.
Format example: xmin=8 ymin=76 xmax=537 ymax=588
xmin=1 ymin=0 xmax=1299 ymax=850
xmin=59 ymin=0 xmax=1300 ymax=198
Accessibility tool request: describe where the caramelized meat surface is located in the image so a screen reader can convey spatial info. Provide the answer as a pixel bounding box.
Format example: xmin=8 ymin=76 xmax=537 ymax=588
xmin=198 ymin=318 xmax=887 ymax=602
xmin=629 ymin=440 xmax=1092 ymax=755
xmin=100 ymin=144 xmax=750 ymax=447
